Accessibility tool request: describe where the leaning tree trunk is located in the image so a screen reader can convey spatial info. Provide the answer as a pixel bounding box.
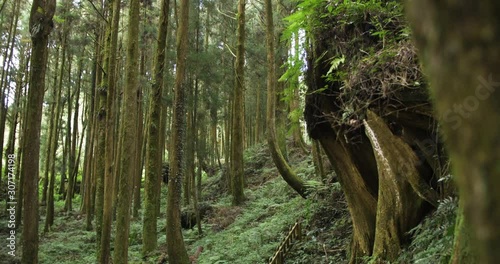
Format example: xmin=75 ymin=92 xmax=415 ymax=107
xmin=405 ymin=1 xmax=500 ymax=263
xmin=21 ymin=0 xmax=56 ymax=262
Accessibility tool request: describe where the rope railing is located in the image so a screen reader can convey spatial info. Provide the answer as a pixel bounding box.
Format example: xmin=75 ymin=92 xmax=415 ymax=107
xmin=269 ymin=220 xmax=302 ymax=264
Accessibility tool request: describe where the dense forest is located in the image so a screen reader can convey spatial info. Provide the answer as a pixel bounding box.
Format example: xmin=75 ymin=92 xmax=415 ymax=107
xmin=1 ymin=0 xmax=499 ymax=263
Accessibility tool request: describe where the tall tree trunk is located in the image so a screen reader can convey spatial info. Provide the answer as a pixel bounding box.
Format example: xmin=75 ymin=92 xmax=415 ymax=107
xmin=95 ymin=0 xmax=111 ymax=256
xmin=311 ymin=140 xmax=326 ymax=182
xmin=99 ymin=0 xmax=120 ymax=261
xmin=264 ymin=0 xmax=307 ymax=199
xmin=113 ymin=0 xmax=140 ymax=261
xmin=0 ymin=0 xmax=20 ymax=183
xmin=15 ymin=51 xmax=29 ymax=230
xmin=83 ymin=32 xmax=99 ymax=231
xmin=142 ymin=0 xmax=170 ymax=254
xmin=60 ymin=52 xmax=72 ymax=198
xmin=405 ymin=1 xmax=500 ymax=263
xmin=21 ymin=0 xmax=56 ymax=261
xmin=231 ymin=0 xmax=246 ymax=206
xmin=166 ymin=0 xmax=190 ymax=260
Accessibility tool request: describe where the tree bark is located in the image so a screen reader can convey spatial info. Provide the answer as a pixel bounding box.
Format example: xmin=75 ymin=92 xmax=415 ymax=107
xmin=99 ymin=0 xmax=120 ymax=261
xmin=21 ymin=0 xmax=56 ymax=261
xmin=405 ymin=1 xmax=500 ymax=263
xmin=265 ymin=0 xmax=308 ymax=199
xmin=166 ymin=0 xmax=190 ymax=260
xmin=230 ymin=0 xmax=246 ymax=205
xmin=113 ymin=0 xmax=140 ymax=262
xmin=142 ymin=0 xmax=170 ymax=254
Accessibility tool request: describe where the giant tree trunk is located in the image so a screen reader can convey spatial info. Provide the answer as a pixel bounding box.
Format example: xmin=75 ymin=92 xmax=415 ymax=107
xmin=405 ymin=1 xmax=500 ymax=263
xmin=265 ymin=0 xmax=308 ymax=199
xmin=21 ymin=0 xmax=56 ymax=261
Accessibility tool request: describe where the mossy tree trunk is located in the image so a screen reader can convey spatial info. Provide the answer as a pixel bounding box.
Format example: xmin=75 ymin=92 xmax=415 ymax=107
xmin=83 ymin=30 xmax=99 ymax=231
xmin=99 ymin=0 xmax=120 ymax=261
xmin=21 ymin=0 xmax=56 ymax=261
xmin=231 ymin=0 xmax=246 ymax=206
xmin=94 ymin=0 xmax=111 ymax=254
xmin=405 ymin=1 xmax=500 ymax=263
xmin=45 ymin=30 xmax=66 ymax=232
xmin=113 ymin=0 xmax=140 ymax=261
xmin=311 ymin=140 xmax=325 ymax=182
xmin=166 ymin=0 xmax=190 ymax=260
xmin=142 ymin=0 xmax=170 ymax=254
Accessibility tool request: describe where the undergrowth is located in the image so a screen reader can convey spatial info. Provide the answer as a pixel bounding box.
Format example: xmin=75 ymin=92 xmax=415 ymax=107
xmin=0 ymin=142 xmax=458 ymax=263
xmin=397 ymin=197 xmax=457 ymax=264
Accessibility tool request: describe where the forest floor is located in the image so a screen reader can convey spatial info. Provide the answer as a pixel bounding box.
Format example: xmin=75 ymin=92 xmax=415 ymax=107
xmin=0 ymin=142 xmax=457 ymax=264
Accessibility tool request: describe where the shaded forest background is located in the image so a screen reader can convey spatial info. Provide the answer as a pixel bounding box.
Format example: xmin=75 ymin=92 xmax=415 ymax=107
xmin=1 ymin=0 xmax=500 ymax=263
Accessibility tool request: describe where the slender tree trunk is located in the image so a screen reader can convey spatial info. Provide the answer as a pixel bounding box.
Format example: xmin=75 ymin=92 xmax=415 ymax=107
xmin=0 ymin=0 xmax=20 ymax=182
xmin=99 ymin=0 xmax=120 ymax=261
xmin=264 ymin=0 xmax=307 ymax=199
xmin=166 ymin=0 xmax=191 ymax=260
xmin=142 ymin=0 xmax=170 ymax=254
xmin=15 ymin=53 xmax=29 ymax=230
xmin=405 ymin=1 xmax=500 ymax=262
xmin=42 ymin=47 xmax=60 ymax=206
xmin=44 ymin=33 xmax=66 ymax=232
xmin=65 ymin=58 xmax=82 ymax=211
xmin=113 ymin=0 xmax=140 ymax=261
xmin=21 ymin=0 xmax=56 ymax=261
xmin=4 ymin=45 xmax=25 ymax=191
xmin=312 ymin=140 xmax=326 ymax=181
xmin=95 ymin=0 xmax=112 ymax=255
xmin=60 ymin=52 xmax=72 ymax=198
xmin=231 ymin=0 xmax=246 ymax=205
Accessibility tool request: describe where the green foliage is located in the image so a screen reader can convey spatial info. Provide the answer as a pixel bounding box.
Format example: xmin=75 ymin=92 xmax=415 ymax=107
xmin=188 ymin=177 xmax=311 ymax=264
xmin=397 ymin=197 xmax=458 ymax=263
